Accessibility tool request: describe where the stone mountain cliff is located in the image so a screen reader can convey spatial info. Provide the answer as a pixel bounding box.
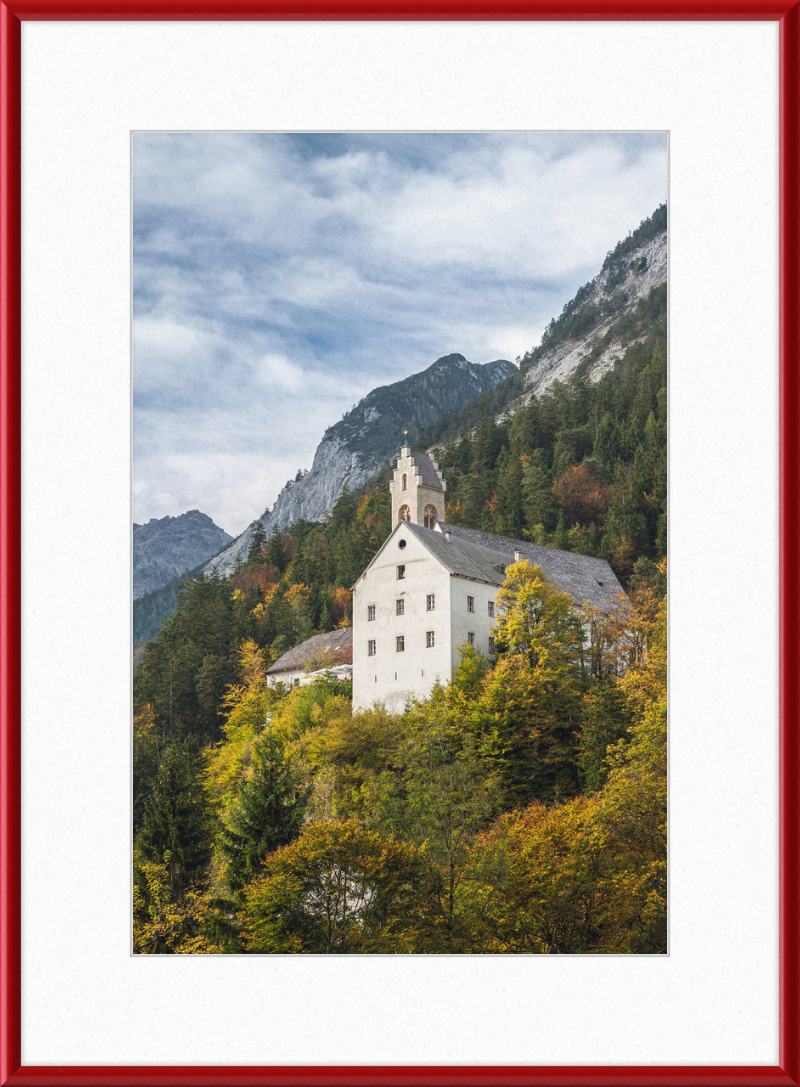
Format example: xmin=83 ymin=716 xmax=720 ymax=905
xmin=205 ymin=354 xmax=514 ymax=574
xmin=519 ymin=229 xmax=667 ymax=402
xmin=511 ymin=206 xmax=667 ymax=404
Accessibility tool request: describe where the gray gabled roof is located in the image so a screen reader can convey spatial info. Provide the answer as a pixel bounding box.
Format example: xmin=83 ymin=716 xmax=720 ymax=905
xmin=266 ymin=626 xmax=353 ymax=675
xmin=354 ymin=519 xmax=625 ymax=610
xmin=403 ymin=522 xmax=510 ymax=586
xmin=409 ymin=449 xmax=444 ymax=491
xmin=433 ymin=522 xmax=624 ymax=609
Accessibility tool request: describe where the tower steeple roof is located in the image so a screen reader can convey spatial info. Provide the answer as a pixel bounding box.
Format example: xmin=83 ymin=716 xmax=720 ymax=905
xmin=405 ymin=448 xmax=444 ymax=491
xmin=392 ymin=445 xmax=446 ymax=528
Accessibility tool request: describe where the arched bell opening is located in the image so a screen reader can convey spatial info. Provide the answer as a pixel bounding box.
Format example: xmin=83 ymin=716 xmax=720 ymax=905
xmin=423 ymin=504 xmax=438 ymax=529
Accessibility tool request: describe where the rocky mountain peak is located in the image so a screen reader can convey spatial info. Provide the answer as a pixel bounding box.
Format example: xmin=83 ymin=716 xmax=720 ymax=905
xmin=133 ymin=509 xmax=233 ymax=599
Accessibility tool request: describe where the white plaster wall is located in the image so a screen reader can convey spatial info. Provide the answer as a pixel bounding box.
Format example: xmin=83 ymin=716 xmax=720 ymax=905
xmin=352 ymin=524 xmax=453 ymax=712
xmin=267 ymin=669 xmax=303 ymax=688
xmin=449 ymin=575 xmax=499 ymax=671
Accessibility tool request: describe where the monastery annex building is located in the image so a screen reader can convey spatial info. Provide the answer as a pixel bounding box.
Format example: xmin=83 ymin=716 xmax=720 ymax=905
xmin=351 ymin=444 xmax=625 ymax=713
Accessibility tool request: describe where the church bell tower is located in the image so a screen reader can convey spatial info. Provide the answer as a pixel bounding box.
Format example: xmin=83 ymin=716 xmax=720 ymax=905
xmin=390 ymin=440 xmax=446 ymax=529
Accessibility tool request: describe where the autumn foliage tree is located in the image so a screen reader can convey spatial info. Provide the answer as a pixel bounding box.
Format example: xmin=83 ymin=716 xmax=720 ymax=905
xmin=551 ymin=463 xmax=610 ymax=527
xmin=238 ymin=820 xmax=426 ymax=953
xmin=494 ymin=561 xmax=585 ymax=670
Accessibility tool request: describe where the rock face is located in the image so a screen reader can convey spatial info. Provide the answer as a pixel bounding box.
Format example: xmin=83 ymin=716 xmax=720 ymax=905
xmin=133 ymin=510 xmax=233 ymax=598
xmin=520 ymin=230 xmax=667 ymax=402
xmin=205 ymin=353 xmax=515 ymax=574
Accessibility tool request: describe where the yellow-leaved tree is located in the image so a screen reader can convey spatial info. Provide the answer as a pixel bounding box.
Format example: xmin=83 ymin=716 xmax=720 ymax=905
xmin=494 ymin=560 xmax=585 ymax=672
xmin=133 ymin=847 xmax=222 ymax=955
xmin=202 ymin=639 xmax=276 ymax=813
xmin=467 ymin=561 xmax=587 ymax=805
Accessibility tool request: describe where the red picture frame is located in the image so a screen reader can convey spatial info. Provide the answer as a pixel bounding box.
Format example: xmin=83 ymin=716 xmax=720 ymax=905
xmin=1 ymin=5 xmax=798 ymax=1086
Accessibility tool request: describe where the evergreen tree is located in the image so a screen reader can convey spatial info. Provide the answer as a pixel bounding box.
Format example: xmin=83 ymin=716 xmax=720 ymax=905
xmin=266 ymin=528 xmax=287 ymax=574
xmin=578 ymin=675 xmax=632 ymax=794
xmin=247 ymin=521 xmax=267 ymax=567
xmin=220 ymin=731 xmax=307 ymax=895
xmin=593 ymin=412 xmax=621 ymax=465
xmin=139 ymin=742 xmax=211 ymax=894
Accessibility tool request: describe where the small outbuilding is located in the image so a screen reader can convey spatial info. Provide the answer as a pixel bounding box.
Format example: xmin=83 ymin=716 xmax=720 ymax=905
xmin=266 ymin=627 xmax=353 ymax=688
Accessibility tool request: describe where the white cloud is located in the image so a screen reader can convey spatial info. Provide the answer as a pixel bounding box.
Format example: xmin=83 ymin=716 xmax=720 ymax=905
xmin=134 ymin=315 xmax=206 ymax=359
xmin=254 ymin=353 xmax=305 ymax=393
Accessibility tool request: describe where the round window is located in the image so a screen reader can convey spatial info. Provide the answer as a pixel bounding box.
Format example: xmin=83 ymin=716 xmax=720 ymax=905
xmin=398 ymin=539 xmax=407 ymax=549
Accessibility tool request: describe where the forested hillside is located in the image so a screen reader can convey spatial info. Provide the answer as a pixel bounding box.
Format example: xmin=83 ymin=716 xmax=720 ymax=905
xmin=134 ymin=565 xmax=666 ymax=954
xmin=133 ymin=206 xmax=668 ymax=954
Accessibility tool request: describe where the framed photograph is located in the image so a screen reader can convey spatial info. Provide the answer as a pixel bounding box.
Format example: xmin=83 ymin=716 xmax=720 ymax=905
xmin=1 ymin=4 xmax=798 ymax=1085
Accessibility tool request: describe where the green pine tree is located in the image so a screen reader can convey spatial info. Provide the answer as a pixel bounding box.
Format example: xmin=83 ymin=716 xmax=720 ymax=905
xmin=247 ymin=522 xmax=267 ymax=568
xmin=220 ymin=731 xmax=307 ymax=895
xmin=139 ymin=742 xmax=211 ymax=894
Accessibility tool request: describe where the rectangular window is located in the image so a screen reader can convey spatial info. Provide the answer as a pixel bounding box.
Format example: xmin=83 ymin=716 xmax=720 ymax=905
xmin=467 ymin=632 xmax=475 ymax=646
xmin=293 ymin=677 xmax=300 ymax=687
xmin=396 ymin=636 xmax=405 ymax=652
xmin=426 ymin=594 xmax=435 ymax=611
xmin=367 ymin=604 xmax=376 ymax=621
xmin=467 ymin=596 xmax=474 ymax=613
xmin=426 ymin=631 xmax=435 ymax=648
xmin=489 ymin=637 xmax=496 ymax=654
xmin=397 ymin=565 xmax=405 ymax=580
xmin=488 ymin=601 xmax=494 ymax=618
xmin=396 ymin=599 xmax=404 ymax=615
xmin=368 ymin=640 xmax=376 ymax=656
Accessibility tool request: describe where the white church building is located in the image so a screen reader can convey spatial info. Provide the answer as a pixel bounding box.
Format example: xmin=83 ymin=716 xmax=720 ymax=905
xmin=351 ymin=444 xmax=625 ymax=713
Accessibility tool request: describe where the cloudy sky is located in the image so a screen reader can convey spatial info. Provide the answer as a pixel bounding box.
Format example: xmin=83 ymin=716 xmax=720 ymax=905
xmin=133 ymin=132 xmax=667 ymax=536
